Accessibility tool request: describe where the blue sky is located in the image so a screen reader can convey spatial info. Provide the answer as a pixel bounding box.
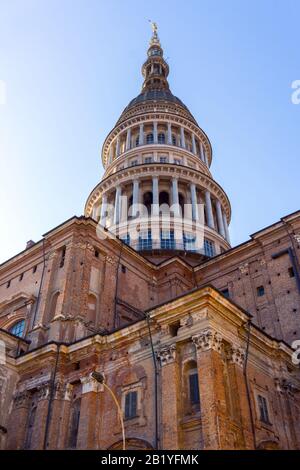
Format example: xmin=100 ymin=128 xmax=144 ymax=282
xmin=0 ymin=0 xmax=299 ymax=263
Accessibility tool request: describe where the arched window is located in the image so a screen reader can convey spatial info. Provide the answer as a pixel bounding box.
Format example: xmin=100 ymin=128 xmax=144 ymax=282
xmin=146 ymin=133 xmax=154 ymax=144
xmin=183 ymin=360 xmax=200 ymax=415
xmin=9 ymin=319 xmax=25 ymax=338
xmin=159 ymin=191 xmax=169 ymax=206
xmin=68 ymin=398 xmax=81 ymax=449
xmin=143 ymin=191 xmax=153 ymax=215
xmin=158 ymin=133 xmax=165 ymax=144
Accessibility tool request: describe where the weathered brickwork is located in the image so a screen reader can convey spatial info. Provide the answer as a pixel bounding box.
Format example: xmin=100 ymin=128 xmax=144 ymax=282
xmin=0 ymin=27 xmax=300 ymax=450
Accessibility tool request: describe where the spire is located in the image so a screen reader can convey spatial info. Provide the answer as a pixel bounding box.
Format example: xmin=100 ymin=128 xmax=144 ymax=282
xmin=149 ymin=21 xmax=161 ymax=47
xmin=141 ymin=22 xmax=170 ymax=92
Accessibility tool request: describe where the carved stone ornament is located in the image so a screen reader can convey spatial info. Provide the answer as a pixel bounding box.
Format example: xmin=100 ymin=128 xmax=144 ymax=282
xmin=192 ymin=328 xmax=223 ymax=353
xmin=228 ymin=347 xmax=246 ymax=368
xmin=238 ymin=263 xmax=249 ymax=274
xmin=14 ymin=390 xmax=31 ymax=408
xmin=156 ymin=344 xmax=176 ymax=366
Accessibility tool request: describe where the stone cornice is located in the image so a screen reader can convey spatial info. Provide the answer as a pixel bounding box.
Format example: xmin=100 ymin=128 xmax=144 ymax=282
xmin=102 ymin=112 xmax=212 ymax=167
xmin=85 ymin=163 xmax=231 ymax=222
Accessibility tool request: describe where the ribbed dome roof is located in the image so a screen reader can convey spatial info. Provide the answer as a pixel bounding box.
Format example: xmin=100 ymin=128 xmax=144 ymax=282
xmin=117 ymin=89 xmax=197 ymax=125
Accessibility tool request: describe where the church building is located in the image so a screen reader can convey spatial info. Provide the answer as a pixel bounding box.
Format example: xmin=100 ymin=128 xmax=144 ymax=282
xmin=0 ymin=26 xmax=300 ymax=450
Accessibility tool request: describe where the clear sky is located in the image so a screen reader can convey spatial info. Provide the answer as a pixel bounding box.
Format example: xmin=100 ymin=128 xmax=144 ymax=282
xmin=0 ymin=0 xmax=299 ymax=264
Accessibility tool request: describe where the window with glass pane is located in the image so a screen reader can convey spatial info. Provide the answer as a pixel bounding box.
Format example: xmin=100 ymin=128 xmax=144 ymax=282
xmin=184 ymin=233 xmax=196 ymax=251
xmin=158 ymin=133 xmax=165 ymax=144
xmin=124 ymin=391 xmax=137 ymax=419
xmin=204 ymin=239 xmax=215 ymax=257
xmin=160 ymin=156 xmax=167 ymax=163
xmin=161 ymin=230 xmax=175 ymax=249
xmin=139 ymin=230 xmax=152 ymax=250
xmin=258 ymin=395 xmax=270 ymax=424
xmin=9 ymin=319 xmax=25 ymax=338
xmin=146 ymin=133 xmax=154 ymax=144
xmin=144 ymin=157 xmax=152 ymax=164
xmin=189 ymin=372 xmax=200 ymax=405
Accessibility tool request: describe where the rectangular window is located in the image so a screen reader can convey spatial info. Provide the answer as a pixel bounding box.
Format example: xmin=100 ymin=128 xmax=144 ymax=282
xmin=174 ymin=158 xmax=181 ymax=165
xmin=160 ymin=156 xmax=167 ymax=163
xmin=189 ymin=373 xmax=200 ymax=405
xmin=204 ymin=239 xmax=215 ymax=257
xmin=144 ymin=157 xmax=152 ymax=164
xmin=138 ymin=230 xmax=152 ymax=250
xmin=183 ymin=233 xmax=196 ymax=252
xmin=257 ymin=286 xmax=265 ymax=297
xmin=258 ymin=395 xmax=270 ymax=424
xmin=161 ymin=230 xmax=175 ymax=250
xmin=19 ymin=273 xmax=24 ymax=281
xmin=124 ymin=391 xmax=137 ymax=419
xmin=130 ymin=160 xmax=138 ymax=167
xmin=32 ymin=266 xmax=37 ymax=274
xmin=59 ymin=246 xmax=66 ymax=268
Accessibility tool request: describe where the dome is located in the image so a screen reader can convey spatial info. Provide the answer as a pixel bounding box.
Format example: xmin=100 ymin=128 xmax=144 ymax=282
xmin=117 ymin=89 xmax=197 ymax=125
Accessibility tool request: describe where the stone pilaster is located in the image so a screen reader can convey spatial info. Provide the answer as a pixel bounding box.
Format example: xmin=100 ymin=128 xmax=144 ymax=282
xmin=157 ymin=344 xmax=181 ymax=449
xmin=192 ymin=329 xmax=228 ymax=449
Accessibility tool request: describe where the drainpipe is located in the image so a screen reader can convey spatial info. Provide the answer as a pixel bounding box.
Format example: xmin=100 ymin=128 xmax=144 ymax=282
xmin=243 ymin=320 xmax=257 ymax=449
xmin=145 ymin=313 xmax=159 ymax=450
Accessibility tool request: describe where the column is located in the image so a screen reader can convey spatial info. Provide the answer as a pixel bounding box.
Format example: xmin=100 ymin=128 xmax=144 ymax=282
xmin=156 ymin=345 xmax=181 ymax=449
xmin=113 ymin=186 xmax=122 ymax=225
xmin=153 ymin=121 xmax=158 ymax=144
xmin=108 ymin=145 xmax=114 ymax=164
xmin=192 ymin=134 xmax=197 ymax=154
xmin=222 ymin=212 xmax=231 ymax=244
xmin=151 ymin=176 xmax=159 ymax=248
xmin=125 ymin=127 xmax=131 ymax=151
xmin=227 ymin=347 xmax=255 ymax=449
xmin=216 ymin=200 xmax=226 ymax=238
xmin=139 ymin=123 xmax=144 ymax=145
xmin=180 ymin=126 xmax=186 ymax=149
xmin=6 ymin=391 xmax=31 ymax=449
xmin=190 ymin=183 xmax=199 ymax=221
xmin=132 ymin=179 xmax=139 ymax=217
xmin=192 ymin=329 xmax=229 ymax=449
xmin=205 ymin=190 xmax=215 ymax=229
xmin=167 ymin=122 xmax=172 ymax=145
xmin=77 ymin=376 xmax=100 ymax=449
xmin=200 ymin=142 xmax=205 ymax=162
xmin=172 ymin=177 xmax=180 ymax=216
xmin=115 ymin=136 xmax=120 ymax=158
xmin=152 ymin=176 xmax=159 ymax=216
xmin=100 ymin=195 xmax=107 ymax=227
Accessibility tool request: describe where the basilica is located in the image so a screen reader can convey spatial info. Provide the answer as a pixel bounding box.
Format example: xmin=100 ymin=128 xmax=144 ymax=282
xmin=0 ymin=27 xmax=300 ymax=450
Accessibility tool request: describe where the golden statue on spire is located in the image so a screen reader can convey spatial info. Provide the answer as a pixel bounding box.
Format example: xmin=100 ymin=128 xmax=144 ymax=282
xmin=148 ymin=20 xmax=160 ymax=46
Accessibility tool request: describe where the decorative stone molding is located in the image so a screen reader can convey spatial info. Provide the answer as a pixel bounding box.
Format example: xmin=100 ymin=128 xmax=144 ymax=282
xmin=192 ymin=328 xmax=223 ymax=353
xmin=81 ymin=375 xmax=103 ymax=394
xmin=238 ymin=263 xmax=249 ymax=274
xmin=14 ymin=390 xmax=31 ymax=408
xmin=274 ymin=378 xmax=300 ymax=395
xmin=156 ymin=344 xmax=176 ymax=366
xmin=228 ymin=347 xmax=246 ymax=368
xmin=37 ymin=382 xmax=51 ymax=401
xmin=294 ymin=233 xmax=300 ymax=244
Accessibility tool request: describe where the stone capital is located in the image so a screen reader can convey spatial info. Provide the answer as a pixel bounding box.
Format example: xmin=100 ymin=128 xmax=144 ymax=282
xmin=37 ymin=382 xmax=51 ymax=401
xmin=227 ymin=346 xmax=246 ymax=368
xmin=192 ymin=328 xmax=223 ymax=353
xmin=80 ymin=374 xmax=103 ymax=394
xmin=156 ymin=344 xmax=176 ymax=366
xmin=14 ymin=390 xmax=31 ymax=408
